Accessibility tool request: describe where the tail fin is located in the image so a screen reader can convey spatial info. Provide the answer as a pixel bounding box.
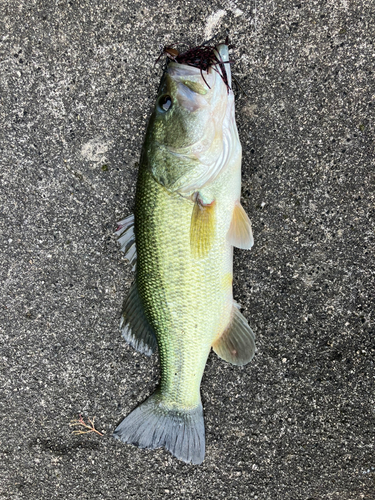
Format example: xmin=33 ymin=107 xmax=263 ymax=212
xmin=113 ymin=392 xmax=205 ymax=464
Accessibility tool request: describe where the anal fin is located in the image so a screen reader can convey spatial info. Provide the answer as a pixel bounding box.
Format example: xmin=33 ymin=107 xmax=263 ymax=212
xmin=120 ymin=283 xmax=157 ymax=356
xmin=212 ymin=304 xmax=255 ymax=366
xmin=190 ymin=194 xmax=216 ymax=258
xmin=227 ymin=202 xmax=254 ymax=249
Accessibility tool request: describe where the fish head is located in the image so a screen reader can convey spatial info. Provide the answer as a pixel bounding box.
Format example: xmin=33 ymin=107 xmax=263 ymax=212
xmin=144 ymin=44 xmax=241 ymax=194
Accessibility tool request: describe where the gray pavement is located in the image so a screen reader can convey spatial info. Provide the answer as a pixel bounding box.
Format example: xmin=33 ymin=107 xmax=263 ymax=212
xmin=0 ymin=0 xmax=374 ymax=499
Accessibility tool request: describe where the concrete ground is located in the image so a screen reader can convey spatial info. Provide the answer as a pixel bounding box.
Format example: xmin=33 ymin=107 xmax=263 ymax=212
xmin=0 ymin=0 xmax=374 ymax=498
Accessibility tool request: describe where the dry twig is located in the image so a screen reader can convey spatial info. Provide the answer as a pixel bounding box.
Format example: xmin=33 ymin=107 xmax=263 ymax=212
xmin=69 ymin=415 xmax=104 ymax=436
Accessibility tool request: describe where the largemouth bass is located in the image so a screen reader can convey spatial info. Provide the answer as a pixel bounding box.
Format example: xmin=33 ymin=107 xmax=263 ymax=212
xmin=113 ymin=42 xmax=255 ymax=464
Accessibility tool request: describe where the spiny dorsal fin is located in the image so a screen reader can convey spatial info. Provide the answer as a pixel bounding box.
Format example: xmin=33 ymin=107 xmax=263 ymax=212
xmin=227 ymin=202 xmax=254 ymax=249
xmin=116 ymin=214 xmax=137 ymax=270
xmin=212 ymin=303 xmax=256 ymax=366
xmin=190 ymin=195 xmax=216 ymax=258
xmin=120 ymin=283 xmax=157 ymax=356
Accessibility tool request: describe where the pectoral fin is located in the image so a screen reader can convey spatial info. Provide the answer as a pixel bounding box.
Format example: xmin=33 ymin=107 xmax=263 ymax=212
xmin=227 ymin=202 xmax=254 ymax=249
xmin=190 ymin=195 xmax=216 ymax=258
xmin=212 ymin=304 xmax=256 ymax=366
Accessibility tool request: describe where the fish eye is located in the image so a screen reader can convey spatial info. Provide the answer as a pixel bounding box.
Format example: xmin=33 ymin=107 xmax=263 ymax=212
xmin=158 ymin=95 xmax=172 ymax=112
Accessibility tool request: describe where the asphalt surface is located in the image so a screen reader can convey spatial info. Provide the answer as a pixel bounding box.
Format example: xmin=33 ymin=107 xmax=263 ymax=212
xmin=1 ymin=0 xmax=374 ymax=499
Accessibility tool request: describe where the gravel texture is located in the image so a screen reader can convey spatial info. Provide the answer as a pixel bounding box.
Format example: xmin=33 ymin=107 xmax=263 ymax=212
xmin=0 ymin=0 xmax=374 ymax=499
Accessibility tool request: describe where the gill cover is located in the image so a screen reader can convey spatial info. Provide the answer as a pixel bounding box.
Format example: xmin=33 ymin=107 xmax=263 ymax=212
xmin=144 ymin=44 xmax=240 ymax=195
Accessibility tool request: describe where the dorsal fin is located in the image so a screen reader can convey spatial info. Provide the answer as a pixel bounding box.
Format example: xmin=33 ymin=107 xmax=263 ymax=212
xmin=116 ymin=214 xmax=137 ymax=270
xmin=120 ymin=283 xmax=157 ymax=356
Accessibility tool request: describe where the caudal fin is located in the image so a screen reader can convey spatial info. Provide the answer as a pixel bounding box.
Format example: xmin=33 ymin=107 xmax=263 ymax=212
xmin=113 ymin=392 xmax=205 ymax=464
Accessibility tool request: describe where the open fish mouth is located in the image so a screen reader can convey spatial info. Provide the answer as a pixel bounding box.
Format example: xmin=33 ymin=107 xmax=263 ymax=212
xmin=171 ymin=42 xmax=232 ymax=91
xmin=164 ymin=42 xmax=232 ymax=95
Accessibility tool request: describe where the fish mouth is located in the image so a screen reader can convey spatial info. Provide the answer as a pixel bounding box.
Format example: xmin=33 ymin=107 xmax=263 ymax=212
xmin=166 ymin=42 xmax=232 ymax=94
xmin=215 ymin=44 xmax=232 ymax=88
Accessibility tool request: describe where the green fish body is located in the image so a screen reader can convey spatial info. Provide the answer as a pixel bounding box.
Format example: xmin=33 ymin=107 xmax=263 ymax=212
xmin=114 ymin=43 xmax=255 ymax=464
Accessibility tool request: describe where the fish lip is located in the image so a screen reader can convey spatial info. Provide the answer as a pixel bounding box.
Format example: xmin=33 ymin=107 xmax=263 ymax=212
xmin=165 ymin=41 xmax=232 ymax=91
xmin=214 ymin=43 xmax=232 ymax=88
xmin=166 ymin=62 xmax=215 ymax=94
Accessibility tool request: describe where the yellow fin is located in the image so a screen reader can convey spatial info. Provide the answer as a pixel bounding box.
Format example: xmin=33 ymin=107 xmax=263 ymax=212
xmin=227 ymin=201 xmax=254 ymax=249
xmin=190 ymin=196 xmax=216 ymax=258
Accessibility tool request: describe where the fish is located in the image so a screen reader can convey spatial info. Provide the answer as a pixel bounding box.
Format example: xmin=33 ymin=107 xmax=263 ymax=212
xmin=113 ymin=41 xmax=255 ymax=465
